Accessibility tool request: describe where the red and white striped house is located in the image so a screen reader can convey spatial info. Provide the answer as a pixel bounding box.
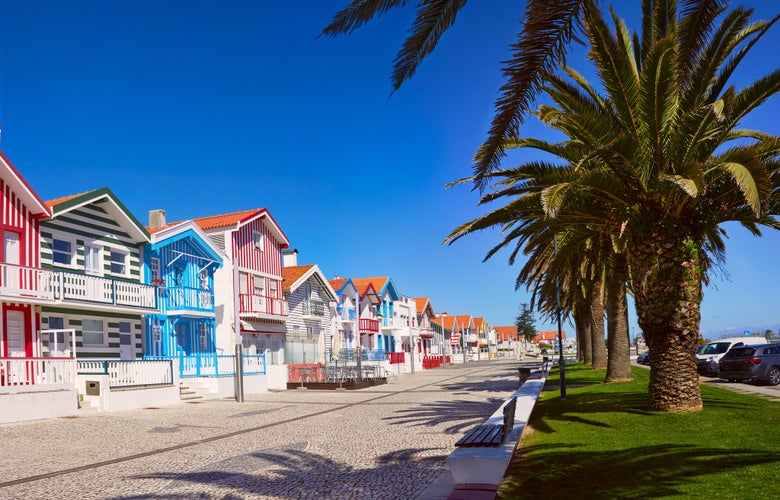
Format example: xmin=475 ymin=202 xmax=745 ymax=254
xmin=0 ymin=152 xmax=79 ymax=423
xmin=192 ymin=208 xmax=290 ymax=390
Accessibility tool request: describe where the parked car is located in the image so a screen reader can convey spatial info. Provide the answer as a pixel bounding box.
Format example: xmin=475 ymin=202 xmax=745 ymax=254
xmin=636 ymin=351 xmax=650 ymax=365
xmin=717 ymin=343 xmax=780 ymax=385
xmin=696 ymin=336 xmax=768 ymax=375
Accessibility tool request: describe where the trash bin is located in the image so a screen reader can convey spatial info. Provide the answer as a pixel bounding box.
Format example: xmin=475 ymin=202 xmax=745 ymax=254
xmin=518 ymin=367 xmax=531 ymax=385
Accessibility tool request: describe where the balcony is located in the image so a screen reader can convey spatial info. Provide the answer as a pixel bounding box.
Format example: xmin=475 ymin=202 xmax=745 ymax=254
xmin=1 ymin=357 xmax=76 ymax=394
xmin=52 ymin=271 xmax=158 ymax=312
xmin=0 ymin=263 xmax=55 ymax=304
xmin=335 ymin=305 xmax=357 ymax=322
xmin=239 ymin=292 xmax=288 ymax=320
xmin=163 ymin=285 xmax=214 ymax=316
xmin=418 ymin=326 xmax=435 ymax=338
xmin=380 ymin=316 xmax=409 ymax=331
xmin=358 ymin=318 xmax=379 ymax=334
xmin=302 ymin=299 xmax=326 ymax=320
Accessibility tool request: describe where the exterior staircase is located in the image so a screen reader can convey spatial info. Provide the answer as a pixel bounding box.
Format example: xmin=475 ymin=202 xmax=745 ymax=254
xmin=179 ymin=382 xmax=203 ymax=402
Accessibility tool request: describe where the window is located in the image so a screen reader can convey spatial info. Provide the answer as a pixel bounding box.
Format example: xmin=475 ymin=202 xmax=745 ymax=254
xmin=82 ymin=319 xmax=105 ymax=346
xmin=110 ymin=250 xmax=127 ymax=275
xmin=84 ymin=244 xmax=102 ymax=275
xmin=152 ymin=324 xmax=162 ymax=343
xmin=151 ymin=258 xmax=161 ymax=281
xmin=199 ymin=268 xmax=208 ymax=289
xmin=270 ymin=280 xmax=278 ymax=298
xmin=52 ymin=238 xmax=75 ymax=265
xmin=48 ymin=316 xmax=66 ymax=345
xmin=199 ymin=324 xmax=208 ymax=350
xmin=254 ymin=277 xmax=264 ymax=298
xmin=253 ymin=230 xmax=264 ymax=251
xmin=119 ymin=321 xmax=132 ymax=346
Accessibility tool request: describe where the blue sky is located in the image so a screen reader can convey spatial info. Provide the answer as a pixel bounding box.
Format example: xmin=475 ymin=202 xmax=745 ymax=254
xmin=1 ymin=1 xmax=778 ymax=340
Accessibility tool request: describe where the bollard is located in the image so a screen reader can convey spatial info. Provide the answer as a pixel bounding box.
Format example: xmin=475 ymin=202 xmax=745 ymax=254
xmin=518 ymin=367 xmax=531 ymax=386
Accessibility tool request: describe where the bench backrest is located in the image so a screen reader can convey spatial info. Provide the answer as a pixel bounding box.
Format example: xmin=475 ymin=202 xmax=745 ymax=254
xmin=502 ymin=396 xmax=517 ymax=438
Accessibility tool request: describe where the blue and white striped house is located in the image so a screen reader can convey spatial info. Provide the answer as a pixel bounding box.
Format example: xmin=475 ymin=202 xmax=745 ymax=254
xmin=144 ymin=210 xmax=224 ymax=374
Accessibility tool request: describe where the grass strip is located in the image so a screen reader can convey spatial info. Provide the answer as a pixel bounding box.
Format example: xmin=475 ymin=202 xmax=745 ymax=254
xmin=498 ymin=363 xmax=780 ymax=499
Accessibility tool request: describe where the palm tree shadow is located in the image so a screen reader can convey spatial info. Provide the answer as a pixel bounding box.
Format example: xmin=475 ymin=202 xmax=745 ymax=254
xmin=383 ymin=397 xmax=509 ymax=434
xmin=117 ymin=444 xmax=447 ymax=499
xmin=499 ymin=443 xmax=780 ymax=499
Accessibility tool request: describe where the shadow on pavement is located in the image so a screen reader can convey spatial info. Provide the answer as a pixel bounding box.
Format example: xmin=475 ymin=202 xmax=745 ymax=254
xmin=121 ymin=445 xmax=447 ymax=499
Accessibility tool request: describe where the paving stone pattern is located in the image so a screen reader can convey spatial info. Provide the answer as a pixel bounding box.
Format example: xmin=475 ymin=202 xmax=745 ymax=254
xmin=0 ymin=359 xmax=526 ymax=499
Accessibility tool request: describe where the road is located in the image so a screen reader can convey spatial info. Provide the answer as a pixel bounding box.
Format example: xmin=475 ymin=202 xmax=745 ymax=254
xmin=0 ymin=359 xmax=529 ymax=500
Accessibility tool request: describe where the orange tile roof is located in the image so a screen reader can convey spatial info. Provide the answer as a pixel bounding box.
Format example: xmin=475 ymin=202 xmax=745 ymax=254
xmin=534 ymin=330 xmax=566 ymax=342
xmin=494 ymin=326 xmax=518 ymax=342
xmin=281 ymin=265 xmax=315 ymax=292
xmin=351 ymin=277 xmax=388 ymax=296
xmin=453 ymin=314 xmax=473 ymax=328
xmin=329 ymin=278 xmax=349 ymax=292
xmin=147 ymin=221 xmax=182 ymax=234
xmin=433 ymin=315 xmax=458 ymax=330
xmin=473 ymin=317 xmax=485 ymax=330
xmin=44 ymin=191 xmax=92 ymax=209
xmin=414 ymin=297 xmax=432 ymax=315
xmin=192 ymin=208 xmax=263 ymax=230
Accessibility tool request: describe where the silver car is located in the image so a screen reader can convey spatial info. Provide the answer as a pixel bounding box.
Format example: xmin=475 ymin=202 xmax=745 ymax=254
xmin=717 ymin=343 xmax=780 ymax=385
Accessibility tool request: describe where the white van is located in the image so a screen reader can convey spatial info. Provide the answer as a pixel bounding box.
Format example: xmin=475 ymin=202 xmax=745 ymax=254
xmin=697 ymin=336 xmax=768 ymax=374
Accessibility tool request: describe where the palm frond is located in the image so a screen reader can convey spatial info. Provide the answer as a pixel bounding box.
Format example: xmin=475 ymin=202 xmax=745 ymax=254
xmin=322 ymin=0 xmax=411 ymax=36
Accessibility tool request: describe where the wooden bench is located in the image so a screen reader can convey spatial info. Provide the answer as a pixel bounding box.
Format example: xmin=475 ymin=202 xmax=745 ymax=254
xmin=454 ymin=396 xmax=517 ymax=447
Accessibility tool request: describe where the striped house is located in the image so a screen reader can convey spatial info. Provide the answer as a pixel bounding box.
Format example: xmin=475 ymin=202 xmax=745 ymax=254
xmin=0 ymin=153 xmax=54 ymax=361
xmin=281 ymin=252 xmax=337 ymax=382
xmin=192 ymin=208 xmax=289 ymax=389
xmin=0 ymin=153 xmax=80 ymax=424
xmin=143 ymin=210 xmax=224 ymax=365
xmin=413 ymin=297 xmax=437 ymax=357
xmin=351 ymin=277 xmax=401 ymax=355
xmin=40 ymin=188 xmax=158 ymax=360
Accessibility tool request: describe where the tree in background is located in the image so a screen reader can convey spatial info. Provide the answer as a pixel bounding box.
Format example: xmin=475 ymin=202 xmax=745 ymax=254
xmin=515 ymin=303 xmax=537 ymax=344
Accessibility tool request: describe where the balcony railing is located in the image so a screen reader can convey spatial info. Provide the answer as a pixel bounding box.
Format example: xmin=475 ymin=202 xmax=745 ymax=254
xmin=145 ymin=353 xmax=266 ymax=378
xmin=0 ymin=357 xmax=76 ymax=394
xmin=163 ymin=285 xmax=214 ymax=313
xmin=53 ymin=271 xmax=157 ymax=310
xmin=380 ymin=317 xmax=410 ymax=331
xmin=239 ymin=293 xmax=288 ymax=318
xmin=0 ymin=263 xmax=55 ymax=302
xmin=358 ymin=318 xmax=379 ymax=334
xmin=418 ymin=326 xmax=435 ymax=338
xmin=302 ymin=299 xmax=326 ymax=318
xmin=77 ymin=359 xmax=174 ymax=389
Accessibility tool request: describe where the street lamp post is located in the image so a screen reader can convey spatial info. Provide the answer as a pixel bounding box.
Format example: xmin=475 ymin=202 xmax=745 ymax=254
xmin=441 ymin=312 xmax=447 ymax=368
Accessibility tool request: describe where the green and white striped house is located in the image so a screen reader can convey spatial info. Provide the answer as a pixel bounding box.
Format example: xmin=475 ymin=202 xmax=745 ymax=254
xmin=40 ymin=188 xmax=159 ymax=359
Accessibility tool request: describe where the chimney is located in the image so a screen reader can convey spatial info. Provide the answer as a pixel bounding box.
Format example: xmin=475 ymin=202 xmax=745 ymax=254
xmin=149 ymin=209 xmax=167 ymax=229
xmin=282 ymin=248 xmax=298 ymax=267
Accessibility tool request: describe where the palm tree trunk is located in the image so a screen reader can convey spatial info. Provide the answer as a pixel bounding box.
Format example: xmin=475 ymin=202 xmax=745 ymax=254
xmin=631 ymin=233 xmax=703 ymax=412
xmin=605 ymin=254 xmax=632 ymax=382
xmin=590 ymin=285 xmax=607 ymax=369
xmin=575 ymin=307 xmax=591 ymax=364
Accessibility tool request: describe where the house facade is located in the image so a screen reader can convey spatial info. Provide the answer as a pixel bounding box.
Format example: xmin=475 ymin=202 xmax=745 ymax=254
xmin=144 ymin=211 xmax=224 ymax=375
xmin=193 ymin=208 xmax=289 ymax=389
xmin=0 ymin=152 xmax=77 ymax=423
xmin=352 ymin=277 xmax=403 ymax=356
xmin=40 ymin=188 xmax=158 ymax=360
xmin=281 ymin=254 xmax=337 ymax=383
xmin=413 ymin=298 xmax=436 ymax=358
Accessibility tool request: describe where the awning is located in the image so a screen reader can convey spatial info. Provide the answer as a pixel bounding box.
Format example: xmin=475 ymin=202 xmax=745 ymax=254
xmin=240 ymin=320 xmax=286 ymax=334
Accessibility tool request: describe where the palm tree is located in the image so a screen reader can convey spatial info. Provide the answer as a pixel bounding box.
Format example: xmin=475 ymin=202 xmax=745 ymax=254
xmin=323 ymin=0 xmax=588 ymax=187
xmin=536 ymin=2 xmax=780 ymax=410
xmin=448 ymin=1 xmax=780 ymax=411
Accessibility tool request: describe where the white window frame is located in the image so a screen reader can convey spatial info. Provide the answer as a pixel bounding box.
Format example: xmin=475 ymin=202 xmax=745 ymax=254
xmin=253 ymin=230 xmax=264 ymax=251
xmin=82 ymin=319 xmax=106 ymax=346
xmin=84 ymin=243 xmax=103 ymax=275
xmin=52 ymin=236 xmax=77 ymax=267
xmin=151 ymin=257 xmax=161 ymax=281
xmin=109 ymin=249 xmax=128 ymax=276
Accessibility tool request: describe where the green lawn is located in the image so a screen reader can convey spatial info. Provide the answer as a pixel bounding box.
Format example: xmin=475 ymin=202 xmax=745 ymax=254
xmin=497 ymin=363 xmax=780 ymax=499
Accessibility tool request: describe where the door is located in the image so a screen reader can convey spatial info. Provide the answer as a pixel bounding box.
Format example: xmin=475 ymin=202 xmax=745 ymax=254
xmin=175 ymin=323 xmax=190 ymax=355
xmin=4 ymin=231 xmax=21 ymax=291
xmin=5 ymin=309 xmax=28 ymax=357
xmin=118 ymin=322 xmax=135 ymax=360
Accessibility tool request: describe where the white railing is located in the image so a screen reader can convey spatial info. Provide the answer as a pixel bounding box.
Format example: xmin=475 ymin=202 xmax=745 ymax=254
xmin=0 ymin=357 xmax=76 ymax=394
xmin=381 ymin=317 xmax=410 ymax=330
xmin=77 ymin=359 xmax=174 ymax=388
xmin=0 ymin=263 xmax=55 ymax=301
xmin=54 ymin=271 xmax=157 ymax=309
xmin=239 ymin=293 xmax=288 ymax=317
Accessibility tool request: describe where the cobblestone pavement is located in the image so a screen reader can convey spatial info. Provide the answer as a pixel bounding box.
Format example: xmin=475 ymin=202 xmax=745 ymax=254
xmin=0 ymin=359 xmax=528 ymax=500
